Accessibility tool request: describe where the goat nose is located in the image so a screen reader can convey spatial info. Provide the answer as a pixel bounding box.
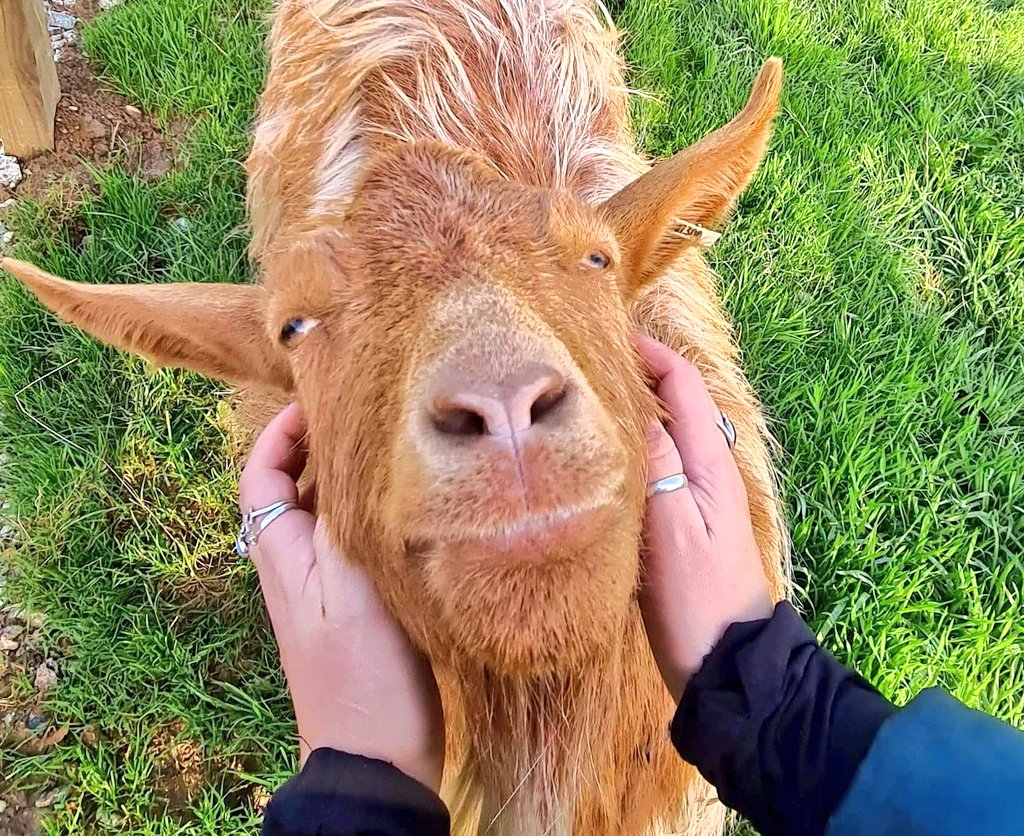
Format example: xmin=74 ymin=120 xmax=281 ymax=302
xmin=429 ymin=364 xmax=568 ymax=438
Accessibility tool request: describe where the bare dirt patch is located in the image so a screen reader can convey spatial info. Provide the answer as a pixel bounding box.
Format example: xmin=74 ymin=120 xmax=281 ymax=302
xmin=150 ymin=721 xmax=208 ymax=818
xmin=148 ymin=721 xmax=264 ymax=822
xmin=1 ymin=0 xmax=183 ymax=205
xmin=5 ymin=52 xmax=180 ymax=205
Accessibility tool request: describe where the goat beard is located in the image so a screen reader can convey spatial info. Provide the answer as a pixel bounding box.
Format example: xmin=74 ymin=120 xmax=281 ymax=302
xmin=416 ymin=527 xmax=640 ymax=677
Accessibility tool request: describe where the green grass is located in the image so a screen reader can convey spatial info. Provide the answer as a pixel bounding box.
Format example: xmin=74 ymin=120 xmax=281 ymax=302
xmin=1 ymin=0 xmax=1023 ymax=830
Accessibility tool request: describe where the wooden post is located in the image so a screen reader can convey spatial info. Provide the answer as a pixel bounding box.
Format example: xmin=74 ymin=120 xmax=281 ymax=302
xmin=0 ymin=0 xmax=61 ymax=157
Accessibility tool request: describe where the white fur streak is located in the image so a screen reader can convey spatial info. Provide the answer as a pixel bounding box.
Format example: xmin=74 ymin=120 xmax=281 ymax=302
xmin=313 ymin=102 xmax=368 ymax=214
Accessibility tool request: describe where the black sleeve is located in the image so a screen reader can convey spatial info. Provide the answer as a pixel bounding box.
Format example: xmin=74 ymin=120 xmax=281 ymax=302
xmin=671 ymin=601 xmax=895 ymax=836
xmin=261 ymin=748 xmax=450 ymax=836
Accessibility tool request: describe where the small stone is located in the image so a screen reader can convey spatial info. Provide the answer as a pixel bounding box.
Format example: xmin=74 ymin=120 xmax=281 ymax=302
xmin=0 ymin=198 xmax=14 ymax=210
xmin=124 ymin=105 xmax=142 ymax=118
xmin=35 ymin=787 xmax=62 ymax=808
xmin=53 ymin=48 xmax=63 ymax=62
xmin=25 ymin=713 xmax=46 ymax=732
xmin=63 ymin=30 xmax=78 ymax=45
xmin=84 ymin=119 xmax=106 ymax=139
xmin=67 ymin=104 xmax=79 ymax=112
xmin=99 ymin=0 xmax=122 ymax=8
xmin=81 ymin=724 xmax=99 ymax=748
xmin=252 ymin=786 xmax=271 ymax=812
xmin=170 ymin=217 xmax=190 ymax=231
xmin=141 ymin=143 xmax=169 ymax=179
xmin=34 ymin=660 xmax=58 ymax=694
xmin=48 ymin=10 xmax=76 ymax=30
xmin=0 ymin=636 xmax=18 ymax=652
xmin=96 ymin=810 xmax=124 ymax=828
xmin=1 ymin=625 xmax=23 ymax=640
xmin=0 ymin=799 xmax=7 ymax=814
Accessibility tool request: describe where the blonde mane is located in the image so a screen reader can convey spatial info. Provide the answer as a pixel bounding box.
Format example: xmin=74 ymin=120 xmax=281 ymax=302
xmin=247 ymin=0 xmax=648 ymax=258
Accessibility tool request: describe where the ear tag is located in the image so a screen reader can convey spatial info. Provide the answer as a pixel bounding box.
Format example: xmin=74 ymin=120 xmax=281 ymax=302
xmin=675 ymin=219 xmax=722 ymax=248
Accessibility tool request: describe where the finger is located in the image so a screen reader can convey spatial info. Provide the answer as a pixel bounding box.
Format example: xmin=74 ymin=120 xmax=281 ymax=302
xmin=635 ymin=335 xmax=741 ymax=488
xmin=239 ymin=403 xmax=316 ymax=591
xmin=640 ymin=420 xmax=706 ymax=697
xmin=644 ymin=419 xmax=702 ymax=524
xmin=250 ymin=506 xmax=317 ymax=584
xmin=239 ymin=402 xmax=307 ymax=514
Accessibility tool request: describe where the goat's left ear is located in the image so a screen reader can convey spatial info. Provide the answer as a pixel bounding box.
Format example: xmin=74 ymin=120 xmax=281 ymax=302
xmin=602 ymin=58 xmax=782 ymax=295
xmin=1 ymin=257 xmax=294 ymax=390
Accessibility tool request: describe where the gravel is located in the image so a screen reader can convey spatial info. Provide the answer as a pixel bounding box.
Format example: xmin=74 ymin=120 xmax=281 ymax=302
xmin=42 ymin=0 xmax=81 ymax=62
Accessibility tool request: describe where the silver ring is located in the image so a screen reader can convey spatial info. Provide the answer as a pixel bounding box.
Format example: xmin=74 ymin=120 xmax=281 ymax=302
xmin=716 ymin=412 xmax=737 ymax=451
xmin=647 ymin=473 xmax=688 ymax=498
xmin=236 ymin=499 xmax=299 ymax=557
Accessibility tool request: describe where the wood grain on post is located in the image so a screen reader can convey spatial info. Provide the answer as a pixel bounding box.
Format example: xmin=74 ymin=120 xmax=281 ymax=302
xmin=0 ymin=0 xmax=61 ymax=157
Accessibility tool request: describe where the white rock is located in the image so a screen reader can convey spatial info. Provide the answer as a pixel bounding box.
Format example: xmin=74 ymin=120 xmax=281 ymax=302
xmin=0 ymin=799 xmax=7 ymax=814
xmin=0 ymin=149 xmax=22 ymax=191
xmin=0 ymin=636 xmax=19 ymax=652
xmin=170 ymin=217 xmax=191 ymax=231
xmin=99 ymin=0 xmax=122 ymax=8
xmin=53 ymin=47 xmax=64 ymax=62
xmin=0 ymin=198 xmax=15 ymax=210
xmin=48 ymin=10 xmax=76 ymax=29
xmin=63 ymin=29 xmax=78 ymax=45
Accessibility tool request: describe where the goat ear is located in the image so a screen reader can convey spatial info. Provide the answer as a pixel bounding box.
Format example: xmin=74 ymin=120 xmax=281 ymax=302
xmin=602 ymin=58 xmax=782 ymax=294
xmin=1 ymin=258 xmax=294 ymax=390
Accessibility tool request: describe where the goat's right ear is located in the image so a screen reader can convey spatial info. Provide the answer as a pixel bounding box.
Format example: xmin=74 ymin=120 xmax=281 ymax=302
xmin=1 ymin=258 xmax=294 ymax=391
xmin=601 ymin=58 xmax=782 ymax=295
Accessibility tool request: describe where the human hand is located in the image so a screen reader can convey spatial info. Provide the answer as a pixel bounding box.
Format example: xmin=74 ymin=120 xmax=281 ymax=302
xmin=238 ymin=403 xmax=445 ymax=791
xmin=635 ymin=335 xmax=774 ymax=701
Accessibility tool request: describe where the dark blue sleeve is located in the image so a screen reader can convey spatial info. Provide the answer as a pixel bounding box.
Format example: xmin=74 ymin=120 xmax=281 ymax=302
xmin=827 ymin=688 xmax=1024 ymax=836
xmin=671 ymin=602 xmax=896 ymax=836
xmin=261 ymin=749 xmax=450 ymax=836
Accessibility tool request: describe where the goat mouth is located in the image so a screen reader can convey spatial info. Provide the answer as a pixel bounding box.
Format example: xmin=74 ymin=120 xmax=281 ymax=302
xmin=447 ymin=501 xmax=609 ymax=559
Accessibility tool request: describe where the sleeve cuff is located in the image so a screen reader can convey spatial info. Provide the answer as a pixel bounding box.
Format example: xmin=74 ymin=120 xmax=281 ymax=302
xmin=261 ymin=749 xmax=450 ymax=836
xmin=671 ymin=601 xmax=894 ymax=836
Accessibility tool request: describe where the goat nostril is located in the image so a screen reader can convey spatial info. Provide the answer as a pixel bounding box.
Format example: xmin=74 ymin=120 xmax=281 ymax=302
xmin=432 ymin=405 xmax=488 ymax=437
xmin=529 ymin=384 xmax=567 ymax=425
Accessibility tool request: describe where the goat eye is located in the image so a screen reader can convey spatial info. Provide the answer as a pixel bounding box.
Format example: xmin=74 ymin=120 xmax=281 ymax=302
xmin=585 ymin=252 xmax=609 ymax=269
xmin=280 ymin=317 xmax=320 ymax=343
